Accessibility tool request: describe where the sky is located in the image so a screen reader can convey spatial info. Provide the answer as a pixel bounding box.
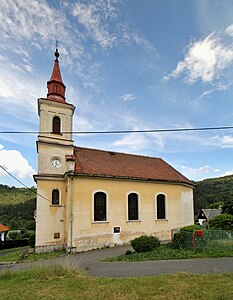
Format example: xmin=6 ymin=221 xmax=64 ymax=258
xmin=1 ymin=0 xmax=233 ymax=187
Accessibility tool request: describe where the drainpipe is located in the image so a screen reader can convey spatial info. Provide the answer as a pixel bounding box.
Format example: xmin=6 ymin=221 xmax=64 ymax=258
xmin=69 ymin=174 xmax=74 ymax=253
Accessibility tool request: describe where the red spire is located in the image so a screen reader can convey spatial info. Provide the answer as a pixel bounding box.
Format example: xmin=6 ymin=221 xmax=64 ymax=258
xmin=47 ymin=48 xmax=66 ymax=103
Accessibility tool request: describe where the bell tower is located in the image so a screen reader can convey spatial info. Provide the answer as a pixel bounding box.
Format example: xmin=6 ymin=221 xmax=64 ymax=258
xmin=34 ymin=48 xmax=76 ymax=252
xmin=37 ymin=48 xmax=75 ymax=175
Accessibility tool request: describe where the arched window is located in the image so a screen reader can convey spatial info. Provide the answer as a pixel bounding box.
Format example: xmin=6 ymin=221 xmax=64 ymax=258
xmin=94 ymin=192 xmax=106 ymax=221
xmin=157 ymin=194 xmax=166 ymax=219
xmin=52 ymin=116 xmax=61 ymax=134
xmin=52 ymin=189 xmax=60 ymax=205
xmin=128 ymin=193 xmax=138 ymax=220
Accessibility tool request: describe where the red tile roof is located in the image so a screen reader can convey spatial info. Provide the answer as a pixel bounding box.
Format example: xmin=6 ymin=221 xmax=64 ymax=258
xmin=47 ymin=49 xmax=66 ymax=103
xmin=74 ymin=147 xmax=194 ymax=186
xmin=0 ymin=223 xmax=9 ymax=232
xmin=48 ymin=59 xmax=64 ymax=84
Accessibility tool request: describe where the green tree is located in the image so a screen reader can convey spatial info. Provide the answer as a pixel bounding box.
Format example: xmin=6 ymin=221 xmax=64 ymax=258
xmin=209 ymin=214 xmax=233 ymax=230
xmin=222 ymin=199 xmax=233 ymax=215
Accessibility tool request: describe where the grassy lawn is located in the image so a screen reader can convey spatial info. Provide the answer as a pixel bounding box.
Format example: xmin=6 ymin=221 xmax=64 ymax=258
xmin=0 ymin=248 xmax=66 ymax=263
xmin=0 ymin=265 xmax=232 ymax=299
xmin=105 ymin=244 xmax=233 ymax=262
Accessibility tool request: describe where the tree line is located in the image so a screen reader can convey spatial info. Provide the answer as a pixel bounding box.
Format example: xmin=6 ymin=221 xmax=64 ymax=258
xmin=193 ymin=175 xmax=233 ymax=215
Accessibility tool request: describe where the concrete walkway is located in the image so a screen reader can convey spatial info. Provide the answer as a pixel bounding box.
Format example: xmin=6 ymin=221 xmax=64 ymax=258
xmin=1 ymin=245 xmax=233 ymax=277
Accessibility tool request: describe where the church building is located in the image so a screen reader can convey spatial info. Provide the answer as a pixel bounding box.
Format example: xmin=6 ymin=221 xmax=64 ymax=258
xmin=34 ymin=49 xmax=195 ymax=253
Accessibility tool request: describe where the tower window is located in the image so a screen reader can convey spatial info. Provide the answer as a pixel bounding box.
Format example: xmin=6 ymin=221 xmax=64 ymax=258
xmin=128 ymin=193 xmax=139 ymax=220
xmin=157 ymin=194 xmax=166 ymax=219
xmin=94 ymin=192 xmax=106 ymax=221
xmin=52 ymin=189 xmax=60 ymax=205
xmin=52 ymin=116 xmax=61 ymax=134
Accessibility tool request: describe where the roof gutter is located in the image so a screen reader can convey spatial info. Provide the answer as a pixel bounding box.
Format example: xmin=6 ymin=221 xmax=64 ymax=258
xmin=64 ymin=172 xmax=195 ymax=188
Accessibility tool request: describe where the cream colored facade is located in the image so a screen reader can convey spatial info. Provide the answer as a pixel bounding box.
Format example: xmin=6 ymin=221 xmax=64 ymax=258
xmin=67 ymin=177 xmax=194 ymax=252
xmin=35 ymin=173 xmax=194 ymax=253
xmin=35 ymin=54 xmax=194 ymax=253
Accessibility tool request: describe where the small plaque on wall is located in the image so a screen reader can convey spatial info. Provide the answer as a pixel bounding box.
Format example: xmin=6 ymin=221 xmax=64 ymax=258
xmin=113 ymin=227 xmax=120 ymax=233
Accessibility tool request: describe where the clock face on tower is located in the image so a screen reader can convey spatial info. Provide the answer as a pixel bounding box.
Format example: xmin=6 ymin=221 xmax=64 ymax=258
xmin=51 ymin=158 xmax=62 ymax=168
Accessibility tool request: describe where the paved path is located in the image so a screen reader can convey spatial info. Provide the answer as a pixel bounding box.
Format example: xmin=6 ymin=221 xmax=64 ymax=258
xmin=1 ymin=245 xmax=233 ymax=277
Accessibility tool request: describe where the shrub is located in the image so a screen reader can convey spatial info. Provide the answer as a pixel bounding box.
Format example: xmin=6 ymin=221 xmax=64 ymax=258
xmin=209 ymin=214 xmax=233 ymax=230
xmin=125 ymin=250 xmax=132 ymax=255
xmin=131 ymin=236 xmax=160 ymax=253
xmin=3 ymin=239 xmax=29 ymax=249
xmin=7 ymin=230 xmax=21 ymax=240
xmin=171 ymin=231 xmax=192 ymax=249
xmin=180 ymin=224 xmax=202 ymax=232
xmin=28 ymin=232 xmax=36 ymax=248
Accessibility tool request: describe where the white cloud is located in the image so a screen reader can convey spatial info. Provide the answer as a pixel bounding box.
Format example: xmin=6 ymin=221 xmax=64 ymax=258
xmin=179 ymin=165 xmax=211 ymax=180
xmin=73 ymin=115 xmax=93 ymax=131
xmin=226 ymin=24 xmax=233 ymax=36
xmin=0 ymin=68 xmax=43 ymax=116
xmin=120 ymin=24 xmax=157 ymax=53
xmin=213 ymin=135 xmax=233 ymax=148
xmin=0 ymin=78 xmax=14 ymax=97
xmin=0 ymin=0 xmax=156 ymax=92
xmin=112 ymin=133 xmax=150 ymax=151
xmin=0 ymin=0 xmax=83 ymax=65
xmin=165 ymin=29 xmax=233 ymax=83
xmin=221 ymin=170 xmax=233 ymax=177
xmin=72 ymin=1 xmax=117 ymax=49
xmin=195 ymin=83 xmax=230 ymax=102
xmin=195 ymin=89 xmax=214 ymax=102
xmin=0 ymin=0 xmax=57 ymax=41
xmin=0 ymin=144 xmax=35 ymax=179
xmin=121 ymin=93 xmax=136 ymax=101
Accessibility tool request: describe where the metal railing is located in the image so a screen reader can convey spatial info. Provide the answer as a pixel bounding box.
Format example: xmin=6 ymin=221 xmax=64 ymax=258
xmin=172 ymin=229 xmax=233 ymax=252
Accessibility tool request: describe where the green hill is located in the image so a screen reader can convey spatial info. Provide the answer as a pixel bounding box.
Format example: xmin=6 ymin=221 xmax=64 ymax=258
xmin=194 ymin=175 xmax=233 ymax=214
xmin=0 ymin=184 xmax=36 ymax=230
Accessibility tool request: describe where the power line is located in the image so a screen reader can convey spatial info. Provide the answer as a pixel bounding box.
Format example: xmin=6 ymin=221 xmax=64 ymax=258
xmin=0 ymin=165 xmax=51 ymax=204
xmin=1 ymin=125 xmax=233 ymax=135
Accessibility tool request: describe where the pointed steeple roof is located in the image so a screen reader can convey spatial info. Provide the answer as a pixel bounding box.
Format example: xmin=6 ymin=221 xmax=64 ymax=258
xmin=47 ymin=48 xmax=66 ymax=103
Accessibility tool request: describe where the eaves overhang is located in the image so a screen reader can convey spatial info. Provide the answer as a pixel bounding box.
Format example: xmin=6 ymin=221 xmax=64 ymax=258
xmin=64 ymin=172 xmax=196 ymax=188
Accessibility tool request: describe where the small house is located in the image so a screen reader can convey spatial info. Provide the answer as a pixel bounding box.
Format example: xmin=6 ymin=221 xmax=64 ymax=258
xmin=197 ymin=209 xmax=222 ymax=226
xmin=0 ymin=223 xmax=9 ymax=242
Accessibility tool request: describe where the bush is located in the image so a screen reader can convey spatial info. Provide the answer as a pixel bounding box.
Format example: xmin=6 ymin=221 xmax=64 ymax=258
xmin=209 ymin=214 xmax=233 ymax=230
xmin=131 ymin=236 xmax=160 ymax=253
xmin=180 ymin=224 xmax=202 ymax=232
xmin=171 ymin=231 xmax=192 ymax=249
xmin=3 ymin=239 xmax=29 ymax=249
xmin=28 ymin=232 xmax=35 ymax=248
xmin=7 ymin=230 xmax=21 ymax=240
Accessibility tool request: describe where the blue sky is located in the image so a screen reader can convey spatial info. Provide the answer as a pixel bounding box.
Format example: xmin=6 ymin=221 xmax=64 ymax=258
xmin=1 ymin=0 xmax=233 ymax=187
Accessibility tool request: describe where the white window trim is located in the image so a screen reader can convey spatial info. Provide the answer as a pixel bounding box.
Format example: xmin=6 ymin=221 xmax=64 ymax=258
xmin=126 ymin=191 xmax=141 ymax=222
xmin=155 ymin=192 xmax=168 ymax=221
xmin=92 ymin=190 xmax=109 ymax=223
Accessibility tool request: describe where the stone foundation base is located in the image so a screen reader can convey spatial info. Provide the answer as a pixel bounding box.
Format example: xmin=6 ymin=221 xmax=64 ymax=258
xmin=72 ymin=230 xmax=171 ymax=253
xmin=35 ymin=230 xmax=172 ymax=253
xmin=35 ymin=243 xmax=64 ymax=253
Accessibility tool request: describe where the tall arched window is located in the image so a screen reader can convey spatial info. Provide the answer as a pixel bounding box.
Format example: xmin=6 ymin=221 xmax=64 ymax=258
xmin=52 ymin=116 xmax=61 ymax=134
xmin=94 ymin=192 xmax=106 ymax=221
xmin=157 ymin=194 xmax=166 ymax=219
xmin=128 ymin=193 xmax=138 ymax=220
xmin=52 ymin=189 xmax=60 ymax=205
